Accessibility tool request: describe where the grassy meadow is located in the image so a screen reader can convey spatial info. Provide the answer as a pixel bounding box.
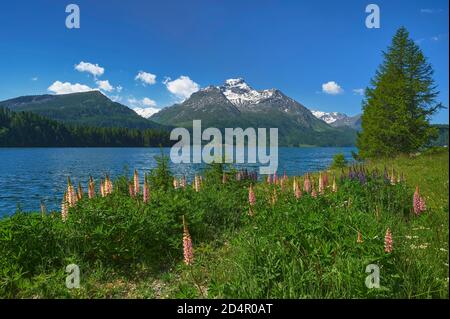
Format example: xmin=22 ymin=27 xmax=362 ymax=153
xmin=0 ymin=149 xmax=448 ymax=299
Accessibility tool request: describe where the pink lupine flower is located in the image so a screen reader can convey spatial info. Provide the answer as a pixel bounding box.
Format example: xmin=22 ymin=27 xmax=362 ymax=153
xmin=133 ymin=170 xmax=140 ymax=195
xmin=88 ymin=176 xmax=95 ymax=199
xmin=304 ymin=174 xmax=311 ymax=194
xmin=311 ymin=187 xmax=317 ymax=198
xmin=280 ymin=177 xmax=285 ymax=191
xmin=332 ymin=175 xmax=337 ymax=193
xmin=100 ymin=179 xmax=105 ymax=197
xmin=67 ymin=177 xmax=77 ymax=207
xmin=283 ymin=170 xmax=287 ymax=182
xmin=413 ymin=186 xmax=426 ymax=215
xmin=143 ymin=179 xmax=150 ymax=203
xmin=129 ymin=182 xmax=135 ymax=198
xmin=182 ymin=216 xmax=194 ymax=266
xmin=248 ymin=184 xmax=256 ymax=206
xmin=77 ymin=183 xmax=83 ymax=201
xmin=194 ymin=175 xmax=202 ymax=192
xmin=173 ymin=178 xmax=179 ymax=189
xmin=61 ymin=192 xmax=68 ymax=222
xmin=273 ymin=171 xmax=278 ymax=185
xmin=318 ymin=172 xmax=324 ymax=194
xmin=384 ymin=228 xmax=393 ymax=253
xmin=323 ymin=172 xmax=329 ymax=188
xmin=357 ymin=231 xmax=363 ymax=243
xmin=267 ymin=174 xmax=272 ymax=184
xmin=294 ymin=179 xmax=302 ymax=199
xmin=181 ymin=175 xmax=187 ymax=188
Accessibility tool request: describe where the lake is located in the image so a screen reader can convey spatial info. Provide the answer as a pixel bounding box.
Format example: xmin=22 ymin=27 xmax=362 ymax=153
xmin=0 ymin=147 xmax=356 ymax=216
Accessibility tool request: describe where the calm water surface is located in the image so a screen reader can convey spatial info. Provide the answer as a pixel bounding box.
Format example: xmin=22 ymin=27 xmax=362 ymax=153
xmin=0 ymin=147 xmax=356 ymax=216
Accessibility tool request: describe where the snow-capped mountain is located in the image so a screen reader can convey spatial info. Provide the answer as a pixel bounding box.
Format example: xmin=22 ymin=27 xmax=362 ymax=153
xmin=133 ymin=107 xmax=160 ymax=119
xmin=150 ymin=78 xmax=358 ymax=146
xmin=217 ymin=78 xmax=276 ymax=107
xmin=312 ymin=110 xmax=361 ymax=129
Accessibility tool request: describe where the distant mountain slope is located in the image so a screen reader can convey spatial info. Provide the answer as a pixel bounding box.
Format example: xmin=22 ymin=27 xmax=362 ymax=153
xmin=0 ymin=91 xmax=164 ymax=130
xmin=312 ymin=110 xmax=362 ymax=129
xmin=151 ymin=78 xmax=357 ymax=146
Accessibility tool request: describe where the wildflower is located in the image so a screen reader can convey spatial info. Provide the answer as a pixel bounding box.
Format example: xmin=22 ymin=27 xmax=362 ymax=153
xmin=181 ymin=175 xmax=187 ymax=188
xmin=357 ymin=231 xmax=363 ymax=243
xmin=318 ymin=172 xmax=324 ymax=194
xmin=222 ymin=172 xmax=227 ymax=184
xmin=273 ymin=171 xmax=278 ymax=185
xmin=194 ymin=174 xmax=201 ymax=192
xmin=384 ymin=228 xmax=393 ymax=253
xmin=129 ymin=182 xmax=135 ymax=198
xmin=271 ymin=188 xmax=277 ymax=205
xmin=40 ymin=200 xmax=46 ymax=217
xmin=173 ymin=178 xmax=179 ymax=189
xmin=311 ymin=187 xmax=317 ymax=198
xmin=304 ymin=174 xmax=311 ymax=194
xmin=413 ymin=186 xmax=426 ymax=216
xmin=293 ymin=178 xmax=302 ymax=199
xmin=61 ymin=192 xmax=68 ymax=222
xmin=390 ymin=168 xmax=396 ymax=185
xmin=77 ymin=182 xmax=83 ymax=200
xmin=323 ymin=172 xmax=329 ymax=188
xmin=143 ymin=178 xmax=150 ymax=203
xmin=105 ymin=175 xmax=113 ymax=195
xmin=332 ymin=175 xmax=337 ymax=192
xmin=267 ymin=174 xmax=272 ymax=184
xmin=133 ymin=169 xmax=140 ymax=194
xmin=182 ymin=216 xmax=194 ymax=266
xmin=248 ymin=184 xmax=256 ymax=206
xmin=67 ymin=177 xmax=77 ymax=207
xmin=280 ymin=177 xmax=285 ymax=191
xmin=88 ymin=176 xmax=95 ymax=199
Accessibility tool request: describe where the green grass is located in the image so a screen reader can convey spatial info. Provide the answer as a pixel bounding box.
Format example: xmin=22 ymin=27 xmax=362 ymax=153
xmin=0 ymin=150 xmax=448 ymax=298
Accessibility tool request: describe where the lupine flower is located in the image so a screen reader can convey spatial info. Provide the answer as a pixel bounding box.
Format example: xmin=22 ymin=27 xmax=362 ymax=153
xmin=173 ymin=178 xmax=179 ymax=189
xmin=133 ymin=169 xmax=140 ymax=195
xmin=280 ymin=177 xmax=285 ymax=191
xmin=323 ymin=172 xmax=329 ymax=188
xmin=143 ymin=178 xmax=150 ymax=203
xmin=283 ymin=170 xmax=288 ymax=182
xmin=100 ymin=179 xmax=105 ymax=197
xmin=77 ymin=183 xmax=83 ymax=200
xmin=182 ymin=216 xmax=194 ymax=266
xmin=294 ymin=179 xmax=302 ymax=199
xmin=413 ymin=186 xmax=426 ymax=216
xmin=384 ymin=228 xmax=393 ymax=253
xmin=67 ymin=177 xmax=77 ymax=207
xmin=194 ymin=174 xmax=201 ymax=192
xmin=390 ymin=168 xmax=396 ymax=185
xmin=106 ymin=175 xmax=113 ymax=195
xmin=88 ymin=176 xmax=95 ymax=199
xmin=129 ymin=182 xmax=135 ymax=198
xmin=61 ymin=192 xmax=68 ymax=222
xmin=248 ymin=184 xmax=256 ymax=205
xmin=358 ymin=172 xmax=366 ymax=185
xmin=273 ymin=171 xmax=278 ymax=185
xmin=332 ymin=175 xmax=337 ymax=193
xmin=357 ymin=231 xmax=363 ymax=243
xmin=222 ymin=172 xmax=227 ymax=184
xmin=181 ymin=175 xmax=187 ymax=188
xmin=318 ymin=172 xmax=324 ymax=194
xmin=267 ymin=174 xmax=272 ymax=184
xmin=304 ymin=174 xmax=311 ymax=194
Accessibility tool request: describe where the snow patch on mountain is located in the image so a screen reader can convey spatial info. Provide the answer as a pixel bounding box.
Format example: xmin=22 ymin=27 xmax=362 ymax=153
xmin=311 ymin=110 xmax=347 ymax=124
xmin=133 ymin=107 xmax=160 ymax=118
xmin=217 ymin=78 xmax=275 ymax=106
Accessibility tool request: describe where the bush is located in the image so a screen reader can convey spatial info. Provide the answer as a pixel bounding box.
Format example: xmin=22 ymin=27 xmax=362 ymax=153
xmin=330 ymin=153 xmax=348 ymax=169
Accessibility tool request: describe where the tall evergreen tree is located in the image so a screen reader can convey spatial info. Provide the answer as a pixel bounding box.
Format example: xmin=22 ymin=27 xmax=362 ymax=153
xmin=357 ymin=26 xmax=443 ymax=158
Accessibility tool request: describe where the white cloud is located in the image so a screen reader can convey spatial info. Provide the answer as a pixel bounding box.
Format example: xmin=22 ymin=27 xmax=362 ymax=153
xmin=31 ymin=77 xmax=38 ymax=81
xmin=142 ymin=97 xmax=157 ymax=107
xmin=116 ymin=85 xmax=123 ymax=93
xmin=75 ymin=61 xmax=105 ymax=77
xmin=352 ymin=88 xmax=365 ymax=96
xmin=135 ymin=71 xmax=157 ymax=86
xmin=164 ymin=75 xmax=199 ymax=100
xmin=96 ymin=80 xmax=114 ymax=92
xmin=48 ymin=81 xmax=95 ymax=95
xmin=133 ymin=107 xmax=160 ymax=118
xmin=322 ymin=81 xmax=344 ymax=95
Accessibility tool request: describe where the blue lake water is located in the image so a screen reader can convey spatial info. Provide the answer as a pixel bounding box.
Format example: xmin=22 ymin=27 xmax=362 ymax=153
xmin=0 ymin=147 xmax=356 ymax=216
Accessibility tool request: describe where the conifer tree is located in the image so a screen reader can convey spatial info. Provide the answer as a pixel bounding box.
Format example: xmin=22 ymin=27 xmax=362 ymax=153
xmin=357 ymin=27 xmax=443 ymax=158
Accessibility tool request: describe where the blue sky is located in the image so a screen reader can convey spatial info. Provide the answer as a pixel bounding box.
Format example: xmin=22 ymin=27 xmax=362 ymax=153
xmin=0 ymin=0 xmax=448 ymax=123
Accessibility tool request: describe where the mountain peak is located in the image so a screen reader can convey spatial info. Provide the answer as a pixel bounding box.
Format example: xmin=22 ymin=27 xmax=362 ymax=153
xmin=218 ymin=78 xmax=274 ymax=107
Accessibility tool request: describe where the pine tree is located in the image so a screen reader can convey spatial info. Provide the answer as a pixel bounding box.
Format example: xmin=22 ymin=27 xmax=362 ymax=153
xmin=357 ymin=27 xmax=443 ymax=158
